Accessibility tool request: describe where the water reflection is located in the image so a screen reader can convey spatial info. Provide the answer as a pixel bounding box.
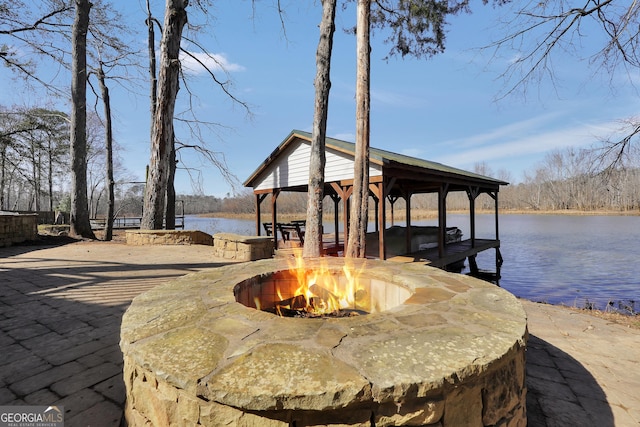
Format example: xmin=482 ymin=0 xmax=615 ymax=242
xmin=185 ymin=214 xmax=640 ymax=312
xmin=461 ymin=214 xmax=640 ymax=312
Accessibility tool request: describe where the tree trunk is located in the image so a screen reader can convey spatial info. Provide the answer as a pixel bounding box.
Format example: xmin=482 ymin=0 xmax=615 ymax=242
xmin=0 ymin=141 xmax=6 ymax=210
xmin=97 ymin=63 xmax=115 ymax=241
xmin=47 ymin=145 xmax=53 ymax=212
xmin=303 ymin=0 xmax=337 ymax=258
xmin=69 ymin=0 xmax=95 ymax=239
xmin=141 ymin=0 xmax=188 ymax=230
xmin=346 ymin=0 xmax=370 ymax=258
xmin=146 ymin=0 xmax=157 ymax=140
xmin=165 ymin=137 xmax=176 ymax=229
xmin=29 ymin=147 xmax=39 ymax=211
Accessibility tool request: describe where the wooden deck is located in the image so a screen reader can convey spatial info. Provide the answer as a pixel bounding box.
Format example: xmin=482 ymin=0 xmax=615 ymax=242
xmin=276 ymin=235 xmax=499 ymax=269
xmin=387 ymin=239 xmax=500 ymax=268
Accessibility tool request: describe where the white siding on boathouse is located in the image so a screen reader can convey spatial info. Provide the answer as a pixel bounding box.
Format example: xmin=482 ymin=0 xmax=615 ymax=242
xmin=253 ymin=139 xmax=382 ymax=192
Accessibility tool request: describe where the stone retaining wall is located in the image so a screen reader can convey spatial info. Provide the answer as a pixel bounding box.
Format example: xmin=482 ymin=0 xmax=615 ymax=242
xmin=126 ymin=230 xmax=213 ymax=246
xmin=0 ymin=212 xmax=38 ymax=247
xmin=212 ymin=232 xmax=274 ymax=261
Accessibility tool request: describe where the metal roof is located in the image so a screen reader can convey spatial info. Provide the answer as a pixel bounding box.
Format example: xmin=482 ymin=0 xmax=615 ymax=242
xmin=244 ymin=129 xmax=509 ymax=190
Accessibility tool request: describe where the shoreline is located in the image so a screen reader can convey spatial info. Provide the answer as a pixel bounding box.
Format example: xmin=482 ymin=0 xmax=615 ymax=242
xmin=523 ymin=299 xmax=639 ymax=328
xmin=199 ymin=208 xmax=640 ymax=221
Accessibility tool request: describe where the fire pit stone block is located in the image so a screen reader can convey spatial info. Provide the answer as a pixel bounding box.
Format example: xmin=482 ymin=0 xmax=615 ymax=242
xmin=121 ymin=257 xmax=528 ymax=426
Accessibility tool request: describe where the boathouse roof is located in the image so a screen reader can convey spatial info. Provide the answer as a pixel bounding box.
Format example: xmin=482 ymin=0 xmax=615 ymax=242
xmin=244 ymin=129 xmax=509 ymax=194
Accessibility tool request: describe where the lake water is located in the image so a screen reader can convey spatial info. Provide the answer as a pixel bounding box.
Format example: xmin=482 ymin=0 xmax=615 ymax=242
xmin=184 ymin=214 xmax=640 ymax=313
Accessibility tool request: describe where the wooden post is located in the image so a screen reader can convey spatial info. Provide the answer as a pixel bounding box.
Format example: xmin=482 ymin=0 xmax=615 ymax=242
xmin=405 ymin=190 xmax=412 ymax=255
xmin=330 ymin=183 xmax=352 ymax=250
xmin=343 ymin=185 xmax=352 ymax=251
xmin=331 ymin=193 xmax=340 ymax=246
xmin=493 ymin=191 xmax=500 ymax=241
xmin=271 ymin=189 xmax=280 ymax=248
xmin=373 ymin=193 xmax=379 ymax=232
xmin=255 ymin=194 xmax=261 ymax=236
xmin=369 ymin=182 xmax=386 ymax=260
xmin=438 ymin=184 xmax=449 ymax=259
xmin=388 ymin=195 xmax=399 ymax=226
xmin=468 ymin=186 xmax=479 ymax=248
xmin=255 ymin=193 xmax=267 ymax=236
xmin=492 ymin=190 xmax=502 ymax=281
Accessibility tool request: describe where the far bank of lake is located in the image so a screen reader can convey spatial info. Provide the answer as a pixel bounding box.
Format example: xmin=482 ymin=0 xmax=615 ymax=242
xmin=185 ymin=214 xmax=640 ymax=314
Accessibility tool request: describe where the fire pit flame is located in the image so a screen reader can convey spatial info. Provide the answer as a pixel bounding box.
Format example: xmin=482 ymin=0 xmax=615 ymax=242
xmin=255 ymin=255 xmax=368 ymax=317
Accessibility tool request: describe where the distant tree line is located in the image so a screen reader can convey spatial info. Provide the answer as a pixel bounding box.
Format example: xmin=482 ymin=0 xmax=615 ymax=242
xmin=3 ymin=108 xmax=639 ymax=218
xmin=219 ymin=145 xmax=640 ymax=216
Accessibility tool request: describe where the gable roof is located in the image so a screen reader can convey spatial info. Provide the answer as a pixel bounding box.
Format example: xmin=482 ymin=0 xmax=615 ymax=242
xmin=244 ymin=129 xmax=508 ymax=192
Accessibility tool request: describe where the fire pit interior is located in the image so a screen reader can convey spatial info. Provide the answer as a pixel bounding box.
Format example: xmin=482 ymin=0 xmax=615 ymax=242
xmin=234 ymin=261 xmax=412 ymax=317
xmin=121 ymin=257 xmax=528 ymax=426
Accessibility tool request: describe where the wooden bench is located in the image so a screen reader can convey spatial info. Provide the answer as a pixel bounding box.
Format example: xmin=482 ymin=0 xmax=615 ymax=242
xmin=277 ymin=222 xmax=305 ymax=245
xmin=263 ymin=222 xmax=290 ymax=241
xmin=263 ymin=221 xmax=305 ymax=245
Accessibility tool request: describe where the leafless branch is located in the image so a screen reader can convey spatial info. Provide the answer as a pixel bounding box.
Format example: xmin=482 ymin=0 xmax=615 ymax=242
xmin=0 ymin=4 xmax=71 ymax=35
xmin=593 ymin=118 xmax=640 ymax=174
xmin=487 ymin=0 xmax=640 ymax=99
xmin=179 ymin=37 xmax=251 ymax=116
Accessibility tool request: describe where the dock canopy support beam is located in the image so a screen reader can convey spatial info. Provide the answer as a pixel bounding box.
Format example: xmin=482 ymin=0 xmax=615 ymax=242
xmin=329 ymin=193 xmax=341 ymax=246
xmin=255 ymin=193 xmax=268 ymax=236
xmin=369 ymin=180 xmax=387 ymax=260
xmin=467 ymin=186 xmax=480 ymax=247
xmin=271 ymin=189 xmax=280 ymax=248
xmin=438 ymin=184 xmax=449 ymax=259
xmin=404 ymin=190 xmax=412 ymax=255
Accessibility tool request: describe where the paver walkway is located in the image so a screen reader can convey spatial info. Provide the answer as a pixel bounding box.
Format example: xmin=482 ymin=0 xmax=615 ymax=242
xmin=1 ymin=240 xmax=639 ymax=426
xmin=521 ymin=299 xmax=640 ymax=426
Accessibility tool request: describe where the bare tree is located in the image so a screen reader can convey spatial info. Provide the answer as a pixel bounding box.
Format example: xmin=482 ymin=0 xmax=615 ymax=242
xmin=69 ymin=0 xmax=95 ymax=238
xmin=345 ymin=0 xmax=483 ymax=257
xmin=487 ymin=2 xmax=640 ymax=168
xmin=346 ymin=0 xmax=371 ymax=259
xmin=0 ymin=107 xmax=70 ymax=212
xmin=146 ymin=0 xmax=158 ymax=126
xmin=95 ymin=61 xmax=115 ymax=240
xmin=2 ymin=1 xmax=129 ymax=237
xmin=141 ymin=0 xmax=188 ymax=230
xmin=141 ymin=0 xmax=251 ymax=229
xmin=303 ymin=0 xmax=337 ymax=258
xmin=0 ymin=0 xmax=72 ymax=92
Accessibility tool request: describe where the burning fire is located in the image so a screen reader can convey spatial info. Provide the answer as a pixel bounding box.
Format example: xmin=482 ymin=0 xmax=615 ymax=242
xmin=256 ymin=256 xmax=369 ymax=317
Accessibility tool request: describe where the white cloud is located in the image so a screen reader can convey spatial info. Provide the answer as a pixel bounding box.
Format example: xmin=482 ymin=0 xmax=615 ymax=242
xmin=388 ymin=110 xmax=632 ymax=181
xmin=179 ymin=51 xmax=245 ymax=75
xmin=441 ymin=112 xmax=565 ymax=150
xmin=395 ymin=113 xmax=567 ymax=161
xmin=435 ymin=117 xmax=623 ymax=168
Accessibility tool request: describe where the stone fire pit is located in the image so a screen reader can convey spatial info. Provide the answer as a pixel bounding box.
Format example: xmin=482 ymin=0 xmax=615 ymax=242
xmin=120 ymin=258 xmax=528 ymax=426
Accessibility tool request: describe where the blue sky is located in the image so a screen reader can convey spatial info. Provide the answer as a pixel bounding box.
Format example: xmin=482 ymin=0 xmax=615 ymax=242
xmin=4 ymin=0 xmax=640 ymax=197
